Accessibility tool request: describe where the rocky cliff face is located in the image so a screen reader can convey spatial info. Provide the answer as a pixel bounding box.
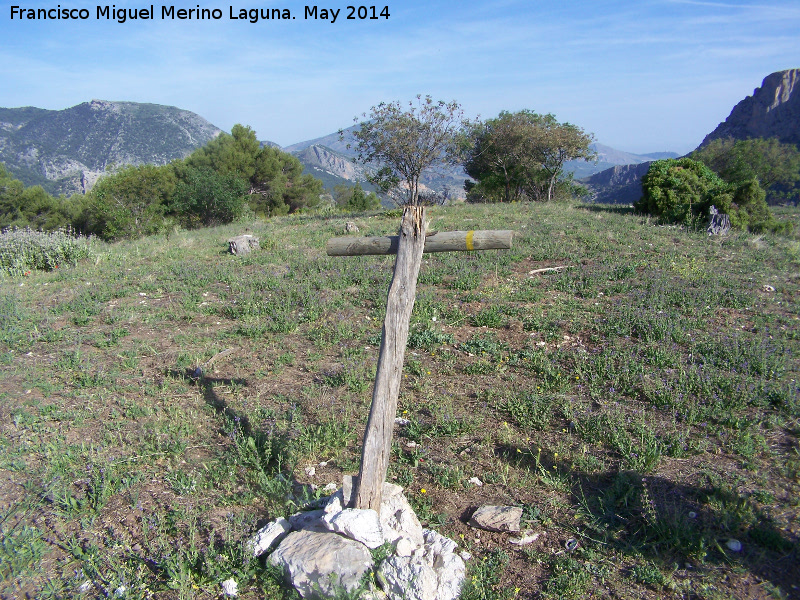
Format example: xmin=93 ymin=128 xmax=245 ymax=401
xmin=701 ymin=69 xmax=800 ymax=147
xmin=294 ymin=144 xmax=368 ymax=181
xmin=0 ymin=100 xmax=222 ymax=195
xmin=580 ymin=162 xmax=652 ymax=204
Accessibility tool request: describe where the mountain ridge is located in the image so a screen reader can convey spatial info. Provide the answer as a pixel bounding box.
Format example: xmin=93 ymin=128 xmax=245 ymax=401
xmin=0 ymin=100 xmax=222 ymax=195
xmin=1 ymin=99 xmax=681 ymax=201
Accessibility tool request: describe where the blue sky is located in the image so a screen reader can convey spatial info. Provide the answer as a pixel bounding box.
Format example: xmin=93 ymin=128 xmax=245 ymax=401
xmin=1 ymin=0 xmax=798 ymax=154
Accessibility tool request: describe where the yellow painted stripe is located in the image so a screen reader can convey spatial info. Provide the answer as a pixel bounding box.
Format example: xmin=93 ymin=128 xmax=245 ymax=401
xmin=466 ymin=230 xmax=475 ymax=251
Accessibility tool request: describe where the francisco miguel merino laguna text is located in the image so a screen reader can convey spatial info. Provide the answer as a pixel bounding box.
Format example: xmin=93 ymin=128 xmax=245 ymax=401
xmin=9 ymin=5 xmax=390 ymax=23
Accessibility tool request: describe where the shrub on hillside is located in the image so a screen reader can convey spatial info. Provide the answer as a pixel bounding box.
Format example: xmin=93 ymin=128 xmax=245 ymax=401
xmin=0 ymin=165 xmax=71 ymax=231
xmin=334 ymin=182 xmax=381 ymax=212
xmin=171 ymin=166 xmax=249 ymax=228
xmin=0 ymin=227 xmax=94 ymax=276
xmin=635 ymin=158 xmax=790 ymax=233
xmin=76 ymin=164 xmax=176 ymax=241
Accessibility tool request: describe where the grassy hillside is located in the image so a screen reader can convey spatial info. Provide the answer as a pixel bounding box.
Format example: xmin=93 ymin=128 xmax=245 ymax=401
xmin=1 ymin=202 xmax=798 ymax=599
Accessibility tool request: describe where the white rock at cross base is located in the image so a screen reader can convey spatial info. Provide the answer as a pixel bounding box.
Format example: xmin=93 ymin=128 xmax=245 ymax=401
xmin=380 ymin=482 xmax=425 ymax=550
xmin=323 ymin=507 xmax=385 ymax=549
xmin=288 ymin=509 xmax=327 ymax=532
xmin=379 ymin=555 xmax=439 ymax=600
xmin=269 ymin=530 xmax=374 ymax=599
xmin=422 ymin=528 xmax=466 ymax=600
xmin=247 ymin=517 xmax=291 ymax=557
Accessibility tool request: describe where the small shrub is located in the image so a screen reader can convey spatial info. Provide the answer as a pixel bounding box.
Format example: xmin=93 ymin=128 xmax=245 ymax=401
xmin=636 ymin=158 xmax=790 ymax=234
xmin=0 ymin=227 xmax=94 ymax=275
xmin=635 ymin=158 xmax=728 ymax=226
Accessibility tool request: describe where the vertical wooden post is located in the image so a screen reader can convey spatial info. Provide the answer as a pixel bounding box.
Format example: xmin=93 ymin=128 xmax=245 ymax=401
xmin=352 ymin=205 xmax=427 ymax=511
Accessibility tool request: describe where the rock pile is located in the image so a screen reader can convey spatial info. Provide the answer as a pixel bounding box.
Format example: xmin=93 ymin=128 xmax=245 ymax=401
xmin=249 ymin=476 xmax=467 ymax=600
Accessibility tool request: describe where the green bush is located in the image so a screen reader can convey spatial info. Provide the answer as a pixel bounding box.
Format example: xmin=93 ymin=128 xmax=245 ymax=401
xmin=334 ymin=182 xmax=381 ymax=212
xmin=0 ymin=227 xmax=94 ymax=276
xmin=77 ymin=164 xmax=176 ymax=240
xmin=636 ymin=158 xmax=727 ymax=226
xmin=171 ymin=166 xmax=249 ymax=228
xmin=636 ymin=158 xmax=791 ymax=234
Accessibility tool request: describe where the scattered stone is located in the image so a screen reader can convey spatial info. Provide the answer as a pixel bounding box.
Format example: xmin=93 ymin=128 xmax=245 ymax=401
xmin=345 ymin=221 xmax=360 ymax=233
xmin=221 ymin=578 xmax=238 ymax=597
xmin=78 ymin=581 xmax=92 ymax=593
xmin=248 ymin=517 xmax=291 ymax=557
xmin=228 ymin=234 xmax=260 ymax=256
xmin=565 ymin=538 xmax=579 ymax=551
xmin=726 ymin=539 xmax=743 ymax=552
xmin=469 ymin=505 xmax=523 ymax=533
xmin=304 ymin=466 xmax=316 ymax=478
xmin=269 ymin=530 xmax=374 ymax=600
xmin=323 ymin=482 xmax=338 ymax=494
xmin=468 ymin=476 xmax=483 ymax=487
xmin=763 ymin=284 xmax=776 ymax=292
xmin=509 ymin=530 xmax=541 ymax=545
xmin=394 ymin=417 xmax=411 ymax=426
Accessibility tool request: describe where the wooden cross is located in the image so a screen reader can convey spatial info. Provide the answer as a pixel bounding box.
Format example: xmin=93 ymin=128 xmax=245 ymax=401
xmin=327 ymin=206 xmax=513 ymax=511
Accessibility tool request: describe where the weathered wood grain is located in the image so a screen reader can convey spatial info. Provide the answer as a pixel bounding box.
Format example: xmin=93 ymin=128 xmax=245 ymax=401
xmin=351 ymin=206 xmax=427 ymax=511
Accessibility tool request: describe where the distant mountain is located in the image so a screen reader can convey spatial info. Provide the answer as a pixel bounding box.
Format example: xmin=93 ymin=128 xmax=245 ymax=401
xmin=0 ymin=100 xmax=222 ymax=195
xmin=581 ymin=69 xmax=800 ymax=203
xmin=285 ymin=127 xmax=468 ymax=198
xmin=580 ymin=162 xmax=653 ymax=204
xmin=292 ymin=144 xmax=374 ymax=192
xmin=285 ymin=132 xmax=662 ymax=198
xmin=700 ymin=69 xmax=800 ymax=148
xmin=284 ymin=125 xmax=359 ymax=156
xmin=565 ymin=144 xmax=679 ymax=180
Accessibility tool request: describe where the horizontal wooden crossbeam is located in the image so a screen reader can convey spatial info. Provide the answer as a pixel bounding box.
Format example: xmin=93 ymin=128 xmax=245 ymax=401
xmin=326 ymin=229 xmax=513 ymax=256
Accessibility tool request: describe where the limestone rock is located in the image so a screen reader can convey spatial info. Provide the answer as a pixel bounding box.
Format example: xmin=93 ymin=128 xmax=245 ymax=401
xmin=288 ymin=509 xmax=327 ymax=532
xmin=248 ymin=517 xmax=291 ymax=557
xmin=378 ymin=529 xmax=465 ymax=600
xmin=379 ymin=555 xmax=439 ymax=600
xmin=269 ymin=530 xmax=374 ymax=599
xmin=422 ymin=529 xmax=466 ymax=600
xmin=228 ymin=234 xmax=260 ymax=256
xmin=509 ymin=530 xmax=542 ymax=545
xmin=323 ymin=507 xmax=385 ymax=549
xmin=707 ymin=206 xmax=731 ymax=236
xmin=380 ymin=482 xmax=425 ymax=550
xmin=469 ymin=505 xmax=523 ymax=532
